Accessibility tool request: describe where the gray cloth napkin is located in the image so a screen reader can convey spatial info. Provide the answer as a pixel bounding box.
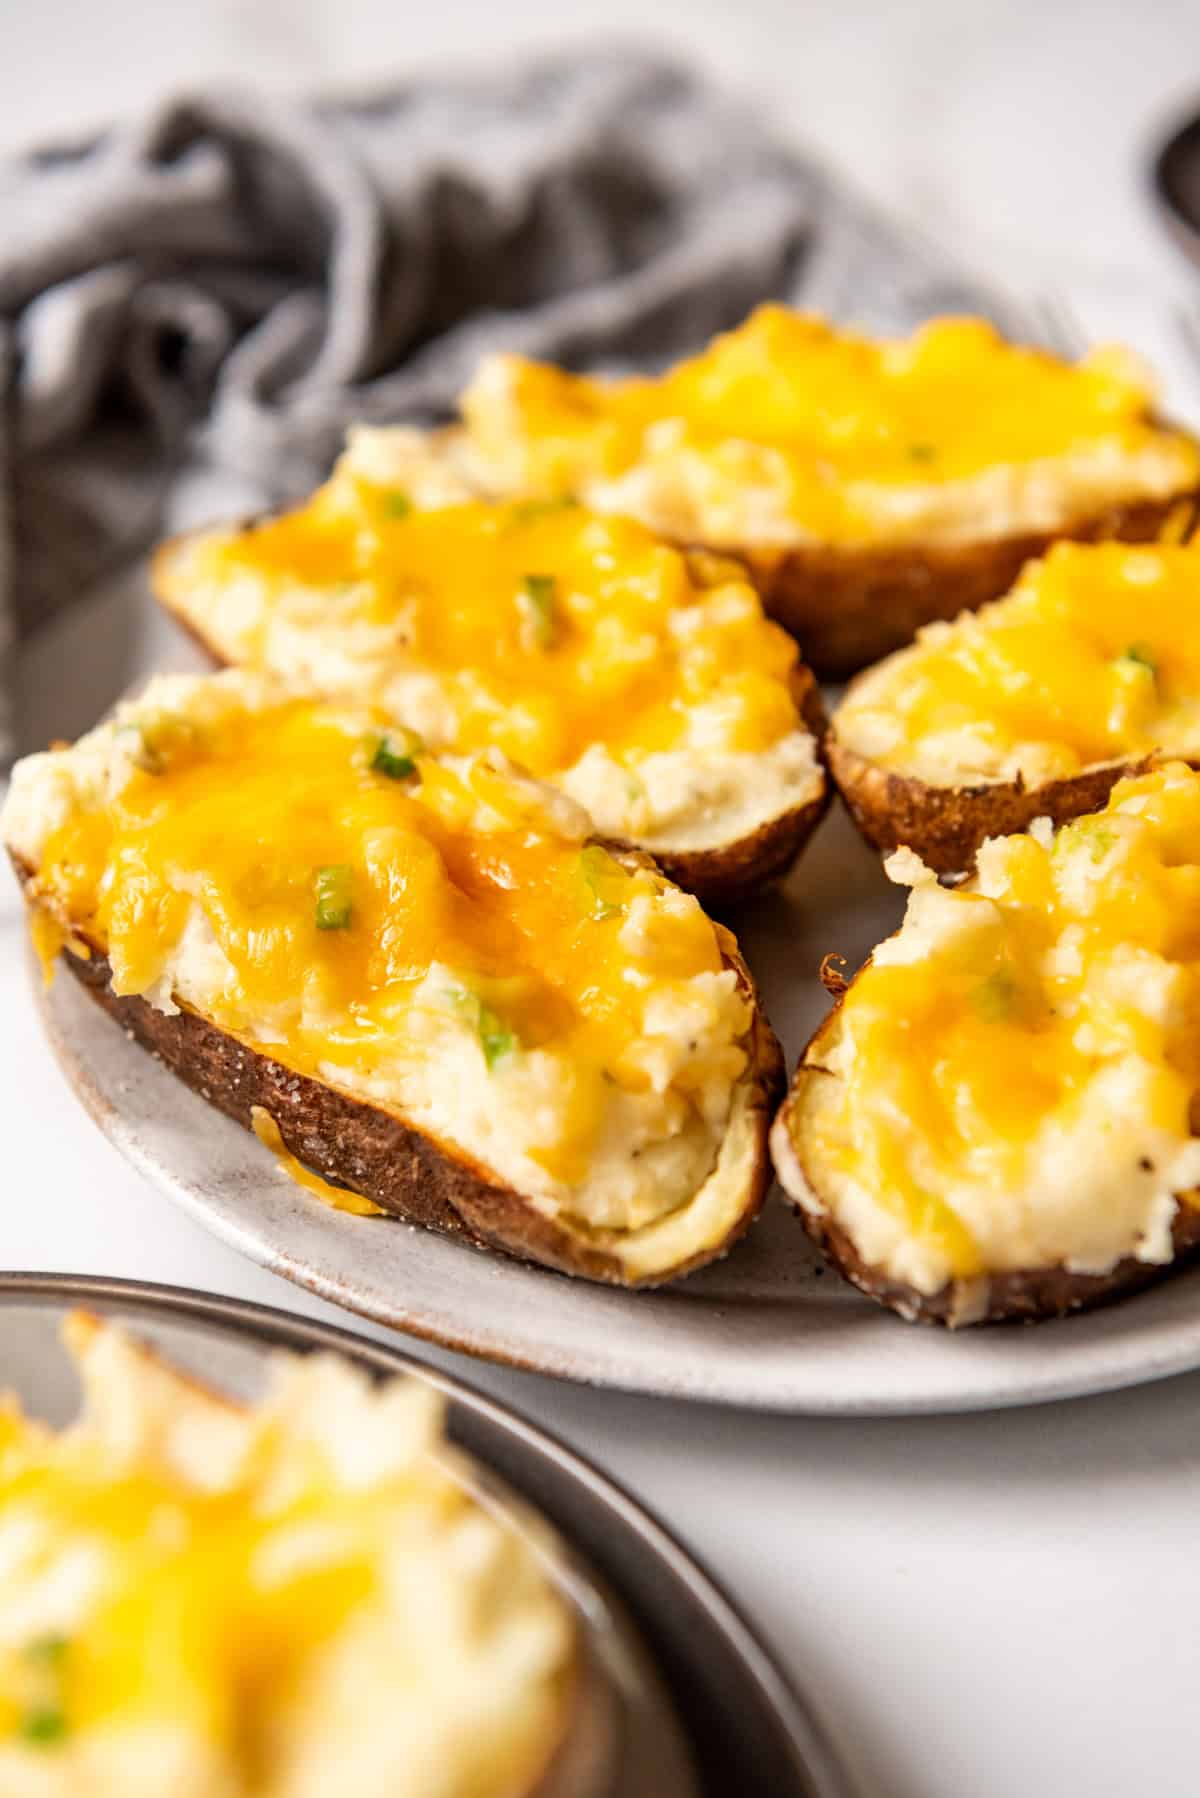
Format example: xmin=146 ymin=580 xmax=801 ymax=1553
xmin=1 ymin=48 xmax=1019 ymax=760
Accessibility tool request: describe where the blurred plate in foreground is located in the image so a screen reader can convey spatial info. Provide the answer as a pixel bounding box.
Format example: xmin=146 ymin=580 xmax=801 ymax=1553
xmin=0 ymin=1274 xmax=845 ymax=1798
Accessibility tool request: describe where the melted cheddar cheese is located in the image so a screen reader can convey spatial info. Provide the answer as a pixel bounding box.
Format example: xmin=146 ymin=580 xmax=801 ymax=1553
xmin=250 ymin=1107 xmax=385 ymax=1216
xmin=3 ymin=674 xmax=751 ymax=1242
xmin=834 ymin=539 xmax=1200 ymax=786
xmin=0 ymin=1317 xmax=571 ymax=1797
xmin=156 ymin=448 xmax=820 ymax=855
xmin=785 ymin=765 xmax=1200 ymax=1296
xmin=454 ymin=307 xmax=1198 ymax=548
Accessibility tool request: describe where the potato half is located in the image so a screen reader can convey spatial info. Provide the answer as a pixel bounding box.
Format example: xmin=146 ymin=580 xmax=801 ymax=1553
xmin=0 ymin=1313 xmax=578 ymax=1797
xmin=155 ymin=454 xmax=828 ymax=909
xmin=771 ymin=764 xmax=1200 ymax=1325
xmin=829 ymin=538 xmax=1200 ymax=873
xmin=5 ymin=672 xmax=781 ymax=1286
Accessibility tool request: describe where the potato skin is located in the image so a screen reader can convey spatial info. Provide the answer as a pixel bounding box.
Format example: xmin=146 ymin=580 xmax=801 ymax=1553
xmin=66 ymin=1314 xmax=586 ymax=1797
xmin=735 ymin=491 xmax=1200 ymax=679
xmin=648 ymin=665 xmax=830 ymax=907
xmin=15 ymin=857 xmax=781 ymax=1288
xmin=652 ymin=794 xmax=826 ymax=909
xmin=826 ymin=736 xmax=1163 ymax=877
xmin=154 ymin=534 xmax=830 ymax=908
xmin=771 ymin=978 xmax=1200 ymax=1327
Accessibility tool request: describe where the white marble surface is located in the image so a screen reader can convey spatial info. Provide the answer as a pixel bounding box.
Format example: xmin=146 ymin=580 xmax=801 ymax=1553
xmin=8 ymin=4 xmax=1200 ymax=1795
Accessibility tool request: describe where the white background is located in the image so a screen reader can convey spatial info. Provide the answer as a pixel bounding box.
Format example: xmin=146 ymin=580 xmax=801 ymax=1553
xmin=6 ymin=4 xmax=1200 ymax=1794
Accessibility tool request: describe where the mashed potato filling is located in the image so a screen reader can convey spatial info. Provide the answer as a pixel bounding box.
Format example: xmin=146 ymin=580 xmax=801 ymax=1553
xmin=455 ymin=308 xmax=1198 ymax=549
xmin=785 ymin=765 xmax=1200 ymax=1296
xmin=3 ymin=674 xmax=751 ymax=1235
xmin=157 ymin=439 xmax=820 ymax=854
xmin=0 ymin=1316 xmax=572 ymax=1798
xmin=835 ymin=540 xmax=1200 ymax=786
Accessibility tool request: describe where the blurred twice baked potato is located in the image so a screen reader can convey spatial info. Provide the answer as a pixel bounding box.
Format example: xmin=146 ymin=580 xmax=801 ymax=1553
xmin=0 ymin=1313 xmax=577 ymax=1797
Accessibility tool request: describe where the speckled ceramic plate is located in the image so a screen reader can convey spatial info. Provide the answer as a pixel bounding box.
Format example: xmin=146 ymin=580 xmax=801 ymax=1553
xmin=33 ymin=795 xmax=1200 ymax=1415
xmin=0 ymin=1274 xmax=848 ymax=1798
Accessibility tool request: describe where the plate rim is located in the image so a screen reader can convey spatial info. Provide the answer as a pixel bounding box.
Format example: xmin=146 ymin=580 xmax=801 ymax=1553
xmin=0 ymin=1270 xmax=852 ymax=1798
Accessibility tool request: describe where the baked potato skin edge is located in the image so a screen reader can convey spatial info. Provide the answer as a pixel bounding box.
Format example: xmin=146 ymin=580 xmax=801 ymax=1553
xmin=739 ymin=490 xmax=1200 ymax=679
xmin=825 ymin=738 xmax=1167 ymax=877
xmin=770 ymin=977 xmax=1200 ymax=1327
xmin=649 ymin=665 xmax=831 ymax=906
xmin=14 ymin=857 xmax=782 ymax=1288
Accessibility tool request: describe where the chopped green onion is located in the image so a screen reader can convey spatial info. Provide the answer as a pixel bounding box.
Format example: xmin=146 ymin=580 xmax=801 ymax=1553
xmin=622 ymin=769 xmax=647 ymax=808
xmin=1119 ymin=642 xmax=1157 ymax=676
xmin=370 ymin=734 xmax=418 ymax=781
xmin=517 ymin=573 xmax=559 ymax=650
xmin=126 ymin=716 xmax=204 ymax=776
xmin=23 ymin=1635 xmax=68 ymax=1670
xmin=477 ymin=1002 xmax=515 ymax=1068
xmin=1082 ymin=823 xmax=1116 ymax=864
xmin=971 ymin=968 xmax=1019 ymax=1022
xmin=580 ymin=844 xmax=623 ymax=919
xmin=314 ymin=864 xmax=354 ymax=931
xmin=382 ymin=490 xmax=413 ymax=519
xmin=908 ymin=442 xmax=937 ymax=463
xmin=126 ymin=718 xmax=174 ymax=774
xmin=132 ymin=726 xmax=164 ymax=774
xmin=507 ymin=495 xmax=579 ymax=526
xmin=451 ymin=987 xmax=516 ymax=1067
xmin=19 ymin=1705 xmax=67 ymax=1747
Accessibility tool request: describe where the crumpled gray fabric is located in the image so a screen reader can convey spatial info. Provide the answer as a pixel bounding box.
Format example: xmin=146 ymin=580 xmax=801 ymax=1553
xmin=1 ymin=49 xmax=1021 ymax=760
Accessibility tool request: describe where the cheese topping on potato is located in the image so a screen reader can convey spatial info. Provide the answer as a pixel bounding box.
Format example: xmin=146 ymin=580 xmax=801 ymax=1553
xmin=4 ymin=674 xmax=752 ymax=1235
xmin=785 ymin=764 xmax=1200 ymax=1295
xmin=0 ymin=1316 xmax=572 ymax=1798
xmin=454 ymin=307 xmax=1198 ymax=548
xmin=833 ymin=539 xmax=1200 ymax=787
xmin=157 ymin=450 xmax=820 ymax=855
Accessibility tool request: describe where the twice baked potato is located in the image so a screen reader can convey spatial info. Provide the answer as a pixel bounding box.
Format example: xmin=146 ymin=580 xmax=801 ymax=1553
xmin=4 ymin=672 xmax=781 ymax=1285
xmin=770 ymin=764 xmax=1200 ymax=1325
xmin=0 ymin=1312 xmax=576 ymax=1796
xmin=381 ymin=306 xmax=1199 ymax=676
xmin=829 ymin=538 xmax=1200 ymax=873
xmin=154 ymin=448 xmax=828 ymax=908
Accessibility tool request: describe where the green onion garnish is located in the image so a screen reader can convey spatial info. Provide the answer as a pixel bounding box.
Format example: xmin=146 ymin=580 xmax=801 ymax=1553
xmin=580 ymin=844 xmax=623 ymax=919
xmin=517 ymin=573 xmax=559 ymax=650
xmin=477 ymin=1002 xmax=516 ymax=1068
xmin=23 ymin=1635 xmax=68 ymax=1670
xmin=126 ymin=719 xmax=171 ymax=775
xmin=19 ymin=1705 xmax=67 ymax=1747
xmin=1082 ymin=823 xmax=1116 ymax=864
xmin=382 ymin=490 xmax=413 ymax=519
xmin=449 ymin=987 xmax=517 ymax=1067
xmin=507 ymin=496 xmax=579 ymax=526
xmin=371 ymin=735 xmax=418 ymax=781
xmin=971 ymin=968 xmax=1019 ymax=1021
xmin=315 ymin=864 xmax=354 ymax=931
xmin=1120 ymin=642 xmax=1157 ymax=675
